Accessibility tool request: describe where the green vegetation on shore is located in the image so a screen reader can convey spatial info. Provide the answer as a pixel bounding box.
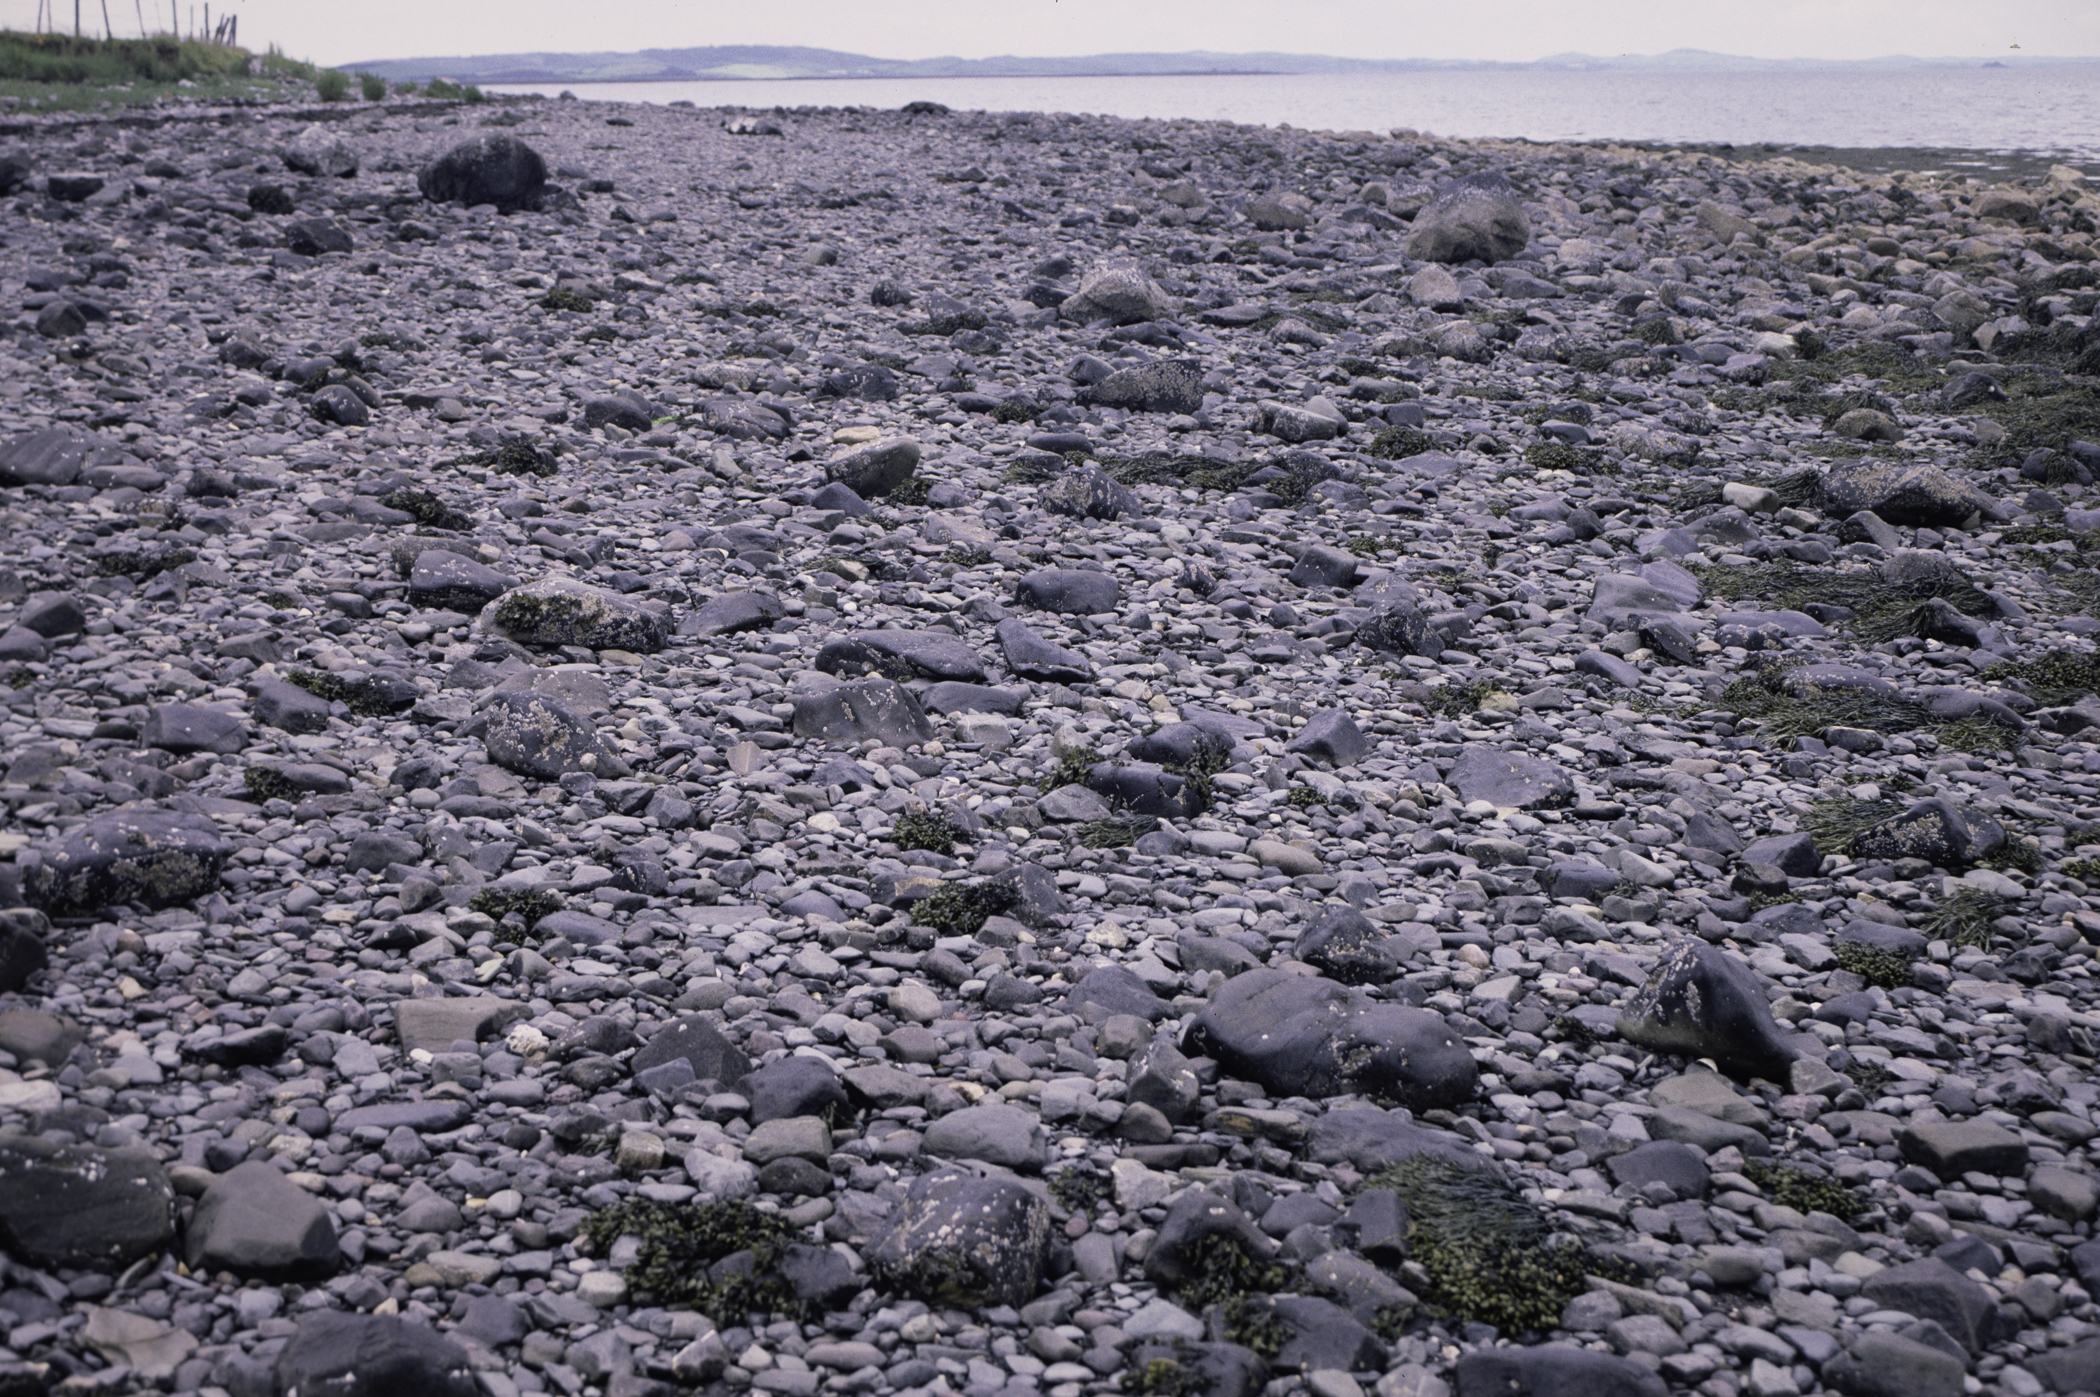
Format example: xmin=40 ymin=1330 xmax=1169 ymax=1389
xmin=0 ymin=29 xmax=324 ymax=110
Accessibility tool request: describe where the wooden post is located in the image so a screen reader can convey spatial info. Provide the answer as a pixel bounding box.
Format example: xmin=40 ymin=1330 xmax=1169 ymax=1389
xmin=74 ymin=0 xmax=81 ymax=38
xmin=134 ymin=0 xmax=145 ymax=36
xmin=101 ymin=0 xmax=111 ymax=39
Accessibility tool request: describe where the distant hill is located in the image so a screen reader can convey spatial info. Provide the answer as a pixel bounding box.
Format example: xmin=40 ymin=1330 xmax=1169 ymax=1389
xmin=339 ymin=45 xmax=2098 ymax=85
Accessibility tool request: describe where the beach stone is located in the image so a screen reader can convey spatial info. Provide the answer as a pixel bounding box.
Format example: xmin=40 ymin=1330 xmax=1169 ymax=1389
xmin=870 ymin=1168 xmax=1051 ymax=1307
xmin=1062 ymin=264 xmax=1176 ymax=323
xmin=1082 ymin=358 xmax=1204 ymax=413
xmin=186 ymin=1160 xmax=339 ymax=1281
xmin=0 ymin=912 xmax=48 ymax=996
xmin=0 ymin=427 xmax=94 ymax=486
xmin=995 ymin=618 xmax=1094 ymax=682
xmin=1898 ymin=1120 xmax=2029 ymax=1180
xmin=739 ymin=1056 xmax=847 ymax=1124
xmin=1352 ymin=600 xmax=1443 ymax=657
xmin=141 ymin=701 xmax=247 ymax=754
xmin=482 ymin=576 xmax=668 ymax=653
xmin=1040 ymin=465 xmax=1144 ymax=520
xmin=1821 ymin=459 xmax=1991 ymax=527
xmin=1285 ymin=709 xmax=1370 ymax=766
xmin=1859 ymin=1258 xmax=2000 ymax=1354
xmin=0 ymin=1137 xmax=173 ymax=1271
xmin=1617 ymin=939 xmax=1801 ymax=1080
xmin=27 ymin=809 xmax=229 ymax=916
xmin=635 ymin=1014 xmax=751 ymax=1084
xmin=2028 ymin=1339 xmax=2100 ymax=1397
xmin=1851 ymin=798 xmax=2005 ymax=867
xmin=251 ymin=678 xmax=332 ymax=734
xmin=283 ymin=124 xmax=358 ymax=177
xmin=1405 ymin=171 xmax=1531 ymax=264
xmin=1186 ymin=968 xmax=1478 ymax=1107
xmin=394 ymin=998 xmax=528 ymax=1054
xmin=0 ymin=1008 xmax=81 ymax=1065
xmin=407 ymin=552 xmax=511 ymax=612
xmin=815 ymin=630 xmax=985 ymax=682
xmin=1294 ymin=904 xmax=1410 ymax=985
xmin=1605 ymin=1141 xmax=1710 ymax=1198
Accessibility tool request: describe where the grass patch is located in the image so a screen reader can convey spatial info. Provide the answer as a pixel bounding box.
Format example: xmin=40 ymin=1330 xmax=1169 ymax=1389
xmin=893 ymin=808 xmax=958 ymax=857
xmin=1922 ymin=888 xmax=2013 ymax=948
xmin=1743 ymin=1160 xmax=1865 ymax=1219
xmin=910 ymin=879 xmax=1018 ymax=936
xmin=1833 ymin=940 xmax=1915 ymax=990
xmin=1073 ymin=815 xmax=1158 ymax=848
xmin=1980 ymin=650 xmax=2100 ymax=708
xmin=377 ymin=487 xmax=473 ymax=532
xmin=582 ymin=1198 xmax=803 ymax=1320
xmin=1377 ymin=1153 xmax=1610 ymax=1336
xmin=1345 ymin=534 xmax=1401 ymax=558
xmin=0 ymin=30 xmax=252 ymax=83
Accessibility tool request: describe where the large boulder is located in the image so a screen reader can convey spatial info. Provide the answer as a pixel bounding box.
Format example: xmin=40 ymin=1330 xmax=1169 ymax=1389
xmin=1185 ymin=968 xmax=1478 ymax=1107
xmin=814 ymin=631 xmax=986 ymax=682
xmin=1452 ymin=1346 xmax=1666 ymax=1397
xmin=1352 ymin=600 xmax=1443 ymax=658
xmin=481 ymin=576 xmax=668 ymax=653
xmin=481 ymin=690 xmax=620 ymax=780
xmin=1850 ymin=797 xmax=2005 ymax=867
xmin=1617 ymin=939 xmax=1802 ymax=1081
xmin=0 ymin=427 xmax=109 ymax=486
xmin=406 ymin=551 xmax=512 ymax=612
xmin=1821 ymin=459 xmax=1994 ymax=528
xmin=1294 ymin=905 xmax=1411 ymax=985
xmin=0 ymin=910 xmax=49 ymax=995
xmin=0 ymin=1137 xmax=174 ymax=1271
xmin=417 ymin=135 xmax=550 ymax=211
xmin=27 ymin=810 xmax=229 ymax=916
xmin=275 ymin=1312 xmax=477 ymax=1397
xmin=1015 ymin=567 xmax=1120 ymax=615
xmin=1040 ymin=465 xmax=1145 ymax=521
xmin=1404 ymin=171 xmax=1532 ymax=264
xmin=995 ymin=619 xmax=1094 ymax=683
xmin=870 ymin=1168 xmax=1051 ymax=1307
xmin=185 ymin=1160 xmax=340 ymax=1281
xmin=141 ymin=701 xmax=247 ymax=754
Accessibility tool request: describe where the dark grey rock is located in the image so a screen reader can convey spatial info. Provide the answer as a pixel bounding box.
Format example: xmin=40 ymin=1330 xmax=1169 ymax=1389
xmin=18 ymin=593 xmax=85 ymax=637
xmin=141 ymin=702 xmax=247 ymax=754
xmin=995 ymin=618 xmax=1094 ymax=683
xmin=1294 ymin=905 xmax=1408 ymax=985
xmin=1851 ymin=797 xmax=2005 ymax=867
xmin=0 ymin=428 xmax=92 ymax=487
xmin=1289 ymin=546 xmax=1360 ymax=589
xmin=0 ymin=910 xmax=48 ymax=995
xmin=1284 ymin=709 xmax=1369 ymax=766
xmin=1405 ymin=171 xmax=1532 ymax=264
xmin=1452 ymin=1346 xmax=1666 ymax=1397
xmin=1081 ymin=358 xmax=1204 ymax=413
xmin=815 ymin=630 xmax=986 ymax=682
xmin=1040 ymin=466 xmax=1144 ymax=520
xmin=407 ymin=552 xmax=512 ymax=612
xmin=1858 ymin=1258 xmax=2000 ymax=1354
xmin=1305 ymin=1108 xmax=1482 ymax=1172
xmin=1741 ymin=832 xmax=1820 ymax=877
xmin=823 ymin=437 xmax=920 ymax=497
xmin=739 ymin=1056 xmax=847 ymax=1125
xmin=1446 ymin=745 xmax=1573 ymax=809
xmin=633 ymin=1014 xmax=751 ymax=1085
xmin=1352 ymin=600 xmax=1443 ymax=656
xmin=1126 ymin=1040 xmax=1201 ymax=1122
xmin=251 ymin=679 xmax=333 ymax=734
xmin=1065 ymin=965 xmax=1170 ymax=1022
xmin=1897 ymin=1120 xmax=2029 ymax=1181
xmin=687 ymin=591 xmax=784 ymax=636
xmin=1605 ymin=1141 xmax=1709 ymax=1199
xmin=1821 ymin=459 xmax=1992 ymax=527
xmin=1083 ymin=762 xmax=1202 ymax=819
xmin=583 ymin=389 xmax=656 ymax=433
xmin=482 ymin=577 xmax=668 ymax=653
xmin=1144 ymin=1189 xmax=1280 ymax=1289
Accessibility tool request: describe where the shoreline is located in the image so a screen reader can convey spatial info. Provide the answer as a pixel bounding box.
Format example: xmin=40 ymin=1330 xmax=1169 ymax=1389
xmin=0 ymin=90 xmax=2097 ymax=1397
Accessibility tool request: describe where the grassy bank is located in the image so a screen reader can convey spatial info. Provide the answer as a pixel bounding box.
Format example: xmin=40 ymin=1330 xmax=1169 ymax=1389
xmin=0 ymin=29 xmax=324 ymax=110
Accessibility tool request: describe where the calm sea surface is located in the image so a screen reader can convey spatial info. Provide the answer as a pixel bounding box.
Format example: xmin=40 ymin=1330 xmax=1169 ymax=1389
xmin=490 ymin=67 xmax=2100 ymax=166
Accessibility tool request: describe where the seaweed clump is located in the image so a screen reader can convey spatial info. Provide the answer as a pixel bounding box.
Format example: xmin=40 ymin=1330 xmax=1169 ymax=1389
xmin=1695 ymin=559 xmax=1995 ymax=643
xmin=461 ymin=437 xmax=559 ymax=478
xmin=1367 ymin=427 xmax=1438 ymax=461
xmin=378 ymin=487 xmax=474 ymax=532
xmin=1048 ymin=744 xmax=1102 ymax=792
xmin=893 ymin=808 xmax=958 ymax=857
xmin=1126 ymin=1353 xmax=1211 ymax=1397
xmin=1743 ymin=1160 xmax=1865 ymax=1220
xmin=1378 ymin=1153 xmax=1600 ymax=1335
xmin=1833 ymin=940 xmax=1916 ymax=990
xmin=1981 ymin=650 xmax=2100 ymax=709
xmin=470 ymin=887 xmax=564 ymax=933
xmin=244 ymin=767 xmax=299 ymax=804
xmin=1073 ymin=815 xmax=1158 ymax=848
xmin=581 ymin=1198 xmax=803 ymax=1320
xmin=1924 ymin=888 xmax=2015 ymax=949
xmin=1174 ymin=1231 xmax=1298 ymax=1313
xmin=1800 ymin=797 xmax=1907 ymax=856
xmin=1716 ymin=664 xmax=2012 ymax=754
xmin=287 ymin=668 xmax=417 ymax=718
xmin=911 ymin=879 xmax=1019 ymax=936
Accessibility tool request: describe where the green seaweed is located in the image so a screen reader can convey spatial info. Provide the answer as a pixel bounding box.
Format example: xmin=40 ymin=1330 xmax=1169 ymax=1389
xmin=910 ymin=880 xmax=1019 ymax=936
xmin=1377 ymin=1153 xmax=1602 ymax=1336
xmin=1980 ymin=650 xmax=2100 ymax=709
xmin=1801 ymin=798 xmax=1907 ymax=856
xmin=1174 ymin=1231 xmax=1298 ymax=1313
xmin=1832 ymin=940 xmax=1915 ymax=990
xmin=1048 ymin=744 xmax=1102 ymax=792
xmin=469 ymin=887 xmax=564 ymax=932
xmin=1743 ymin=1160 xmax=1865 ymax=1220
xmin=243 ymin=767 xmax=299 ymax=804
xmin=377 ymin=487 xmax=473 ymax=532
xmin=539 ymin=286 xmax=595 ymax=313
xmin=1923 ymin=888 xmax=2014 ymax=948
xmin=1367 ymin=427 xmax=1438 ymax=461
xmin=1524 ymin=442 xmax=1617 ymax=475
xmin=893 ymin=808 xmax=958 ymax=857
xmin=1694 ymin=559 xmax=1995 ymax=643
xmin=582 ymin=1198 xmax=803 ymax=1320
xmin=1073 ymin=816 xmax=1158 ymax=848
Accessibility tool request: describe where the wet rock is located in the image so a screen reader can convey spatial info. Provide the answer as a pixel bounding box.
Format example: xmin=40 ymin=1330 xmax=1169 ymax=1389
xmin=283 ymin=124 xmax=359 ymax=178
xmin=1850 ymin=797 xmax=2005 ymax=867
xmin=1451 ymin=1346 xmax=1666 ymax=1397
xmin=1040 ymin=466 xmax=1144 ymax=520
xmin=1617 ymin=939 xmax=1801 ymax=1080
xmin=1446 ymin=745 xmax=1572 ymax=809
xmin=1186 ymin=968 xmax=1478 ymax=1106
xmin=1821 ymin=459 xmax=1992 ymax=527
xmin=1016 ymin=567 xmax=1120 ymax=614
xmin=922 ymin=1102 xmax=1044 ymax=1169
xmin=1858 ymin=1258 xmax=2000 ymax=1354
xmin=791 ymin=676 xmax=935 ymax=746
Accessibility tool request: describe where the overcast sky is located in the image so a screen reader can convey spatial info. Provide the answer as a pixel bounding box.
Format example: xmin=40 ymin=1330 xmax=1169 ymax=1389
xmin=10 ymin=0 xmax=2099 ymax=65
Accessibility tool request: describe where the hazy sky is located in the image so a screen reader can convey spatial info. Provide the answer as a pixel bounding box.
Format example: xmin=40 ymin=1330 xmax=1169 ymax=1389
xmin=9 ymin=0 xmax=2099 ymax=65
